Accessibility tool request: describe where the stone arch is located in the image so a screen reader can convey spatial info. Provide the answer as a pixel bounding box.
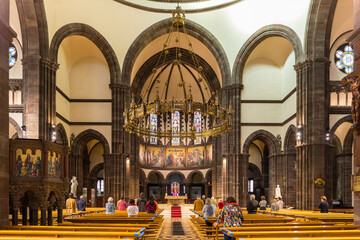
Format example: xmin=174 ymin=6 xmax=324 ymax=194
xmin=205 ymin=169 xmax=213 ymax=181
xmin=187 ymin=170 xmax=204 ymax=182
xmin=284 ymin=124 xmax=297 ymax=153
xmin=9 ymin=116 xmax=23 ymax=138
xmin=90 ymin=162 xmax=104 ymax=179
xmin=55 ymin=123 xmax=68 ymax=146
xmin=14 ymin=188 xmax=42 ymax=206
xmin=232 ymin=24 xmax=304 ymax=85
xmin=248 ymin=163 xmax=262 ymax=178
xmin=329 ymin=115 xmax=352 ymax=142
xmin=242 ymin=130 xmax=281 ymax=156
xmin=305 ymin=0 xmax=338 ymax=58
xmin=166 ymin=171 xmax=186 ymax=184
xmin=147 ymin=170 xmax=165 ymax=184
xmin=71 ymin=129 xmax=110 ymax=155
xmin=49 ymin=23 xmax=121 ymax=84
xmin=122 ymin=18 xmax=230 ymax=86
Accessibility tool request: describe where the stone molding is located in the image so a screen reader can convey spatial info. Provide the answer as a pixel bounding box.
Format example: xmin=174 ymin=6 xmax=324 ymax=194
xmin=0 ymin=19 xmax=16 ymax=41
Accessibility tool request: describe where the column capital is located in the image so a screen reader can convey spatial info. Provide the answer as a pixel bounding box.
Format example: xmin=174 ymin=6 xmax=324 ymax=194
xmin=109 ymin=82 xmax=130 ymax=90
xmin=222 ymin=83 xmax=243 ymax=91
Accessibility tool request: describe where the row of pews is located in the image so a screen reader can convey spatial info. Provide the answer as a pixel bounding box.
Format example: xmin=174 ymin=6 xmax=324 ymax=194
xmin=190 ymin=208 xmax=359 ymax=240
xmin=1 ymin=208 xmax=164 ymax=239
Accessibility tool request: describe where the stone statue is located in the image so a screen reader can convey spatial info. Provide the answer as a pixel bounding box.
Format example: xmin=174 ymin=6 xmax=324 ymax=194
xmin=275 ymin=184 xmax=281 ymax=198
xmin=342 ymin=75 xmax=360 ymax=129
xmin=70 ymin=176 xmax=78 ymax=197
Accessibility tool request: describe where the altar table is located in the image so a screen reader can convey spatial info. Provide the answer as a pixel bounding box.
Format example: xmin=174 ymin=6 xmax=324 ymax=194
xmin=165 ymin=194 xmax=187 ymax=205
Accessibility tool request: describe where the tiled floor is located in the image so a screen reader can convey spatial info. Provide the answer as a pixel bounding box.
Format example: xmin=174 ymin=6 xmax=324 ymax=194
xmin=157 ymin=204 xmax=201 ymax=240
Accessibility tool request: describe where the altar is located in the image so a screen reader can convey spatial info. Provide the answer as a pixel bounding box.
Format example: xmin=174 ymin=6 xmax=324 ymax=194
xmin=165 ymin=194 xmax=187 ymax=205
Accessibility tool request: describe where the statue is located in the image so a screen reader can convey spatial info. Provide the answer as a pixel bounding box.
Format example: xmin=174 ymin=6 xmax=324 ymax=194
xmin=275 ymin=184 xmax=282 ymax=198
xmin=342 ymin=75 xmax=360 ymax=129
xmin=70 ymin=176 xmax=78 ymax=197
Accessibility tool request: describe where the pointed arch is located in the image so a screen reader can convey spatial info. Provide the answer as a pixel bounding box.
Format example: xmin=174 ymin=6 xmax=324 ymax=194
xmin=9 ymin=117 xmax=23 ymax=138
xmin=232 ymin=24 xmax=304 ymax=85
xmin=49 ymin=23 xmax=120 ymax=84
xmin=55 ymin=123 xmax=68 ymax=146
xmin=284 ymin=124 xmax=297 ymax=153
xmin=122 ymin=18 xmax=230 ymax=86
xmin=242 ymin=130 xmax=281 ymax=156
xmin=329 ymin=115 xmax=352 ymax=142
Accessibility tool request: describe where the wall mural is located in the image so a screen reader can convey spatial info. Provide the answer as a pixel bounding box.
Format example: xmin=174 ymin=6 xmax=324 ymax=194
xmin=48 ymin=151 xmax=61 ymax=177
xmin=16 ymin=149 xmax=42 ymax=177
xmin=139 ymin=144 xmax=212 ymax=168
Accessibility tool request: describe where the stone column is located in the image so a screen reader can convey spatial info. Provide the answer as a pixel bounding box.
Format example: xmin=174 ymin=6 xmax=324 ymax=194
xmin=57 ymin=207 xmax=63 ymax=224
xmin=0 ymin=0 xmax=16 ymax=226
xmin=11 ymin=209 xmax=18 ymax=226
xmin=40 ymin=208 xmax=46 ymax=226
xmin=294 ymin=59 xmax=332 ymax=210
xmin=47 ymin=208 xmax=53 ymax=226
xmin=22 ymin=207 xmax=28 ymax=226
xmin=283 ymin=152 xmax=296 ymax=207
xmin=29 ymin=207 xmax=38 ymax=225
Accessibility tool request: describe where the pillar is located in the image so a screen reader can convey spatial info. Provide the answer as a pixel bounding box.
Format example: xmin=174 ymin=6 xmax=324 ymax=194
xmin=0 ymin=0 xmax=16 ymax=226
xmin=11 ymin=209 xmax=18 ymax=226
xmin=47 ymin=208 xmax=53 ymax=226
xmin=29 ymin=208 xmax=38 ymax=225
xmin=57 ymin=207 xmax=63 ymax=224
xmin=40 ymin=209 xmax=46 ymax=226
xmin=22 ymin=207 xmax=27 ymax=226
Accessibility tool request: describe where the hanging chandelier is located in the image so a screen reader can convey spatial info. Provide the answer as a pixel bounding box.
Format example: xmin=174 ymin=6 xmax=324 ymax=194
xmin=123 ymin=6 xmax=232 ymax=145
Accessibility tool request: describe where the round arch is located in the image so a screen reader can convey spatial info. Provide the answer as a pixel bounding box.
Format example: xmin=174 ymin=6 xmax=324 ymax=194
xmin=305 ymin=0 xmax=338 ymax=58
xmin=232 ymin=24 xmax=304 ymax=85
xmin=242 ymin=130 xmax=281 ymax=156
xmin=9 ymin=116 xmax=23 ymax=138
xmin=122 ymin=18 xmax=230 ymax=86
xmin=166 ymin=171 xmax=186 ymax=184
xmin=329 ymin=115 xmax=352 ymax=142
xmin=49 ymin=23 xmax=121 ymax=84
xmin=343 ymin=128 xmax=353 ymax=154
xmin=187 ymin=170 xmax=205 ymax=183
xmin=147 ymin=170 xmax=165 ymax=183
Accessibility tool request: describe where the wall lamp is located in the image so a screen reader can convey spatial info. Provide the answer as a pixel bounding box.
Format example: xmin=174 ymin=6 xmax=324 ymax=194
xmin=296 ymin=125 xmax=303 ymax=142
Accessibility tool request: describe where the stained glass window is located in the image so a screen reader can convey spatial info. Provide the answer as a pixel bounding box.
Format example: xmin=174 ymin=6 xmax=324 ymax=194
xmin=194 ymin=111 xmax=202 ymax=144
xmin=334 ymin=43 xmax=354 ymax=74
xmin=9 ymin=44 xmax=17 ymax=69
xmin=150 ymin=112 xmax=157 ymax=144
xmin=172 ymin=111 xmax=180 ymax=145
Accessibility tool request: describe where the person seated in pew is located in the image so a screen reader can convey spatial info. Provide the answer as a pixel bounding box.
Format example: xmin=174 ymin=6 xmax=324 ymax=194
xmin=146 ymin=196 xmax=157 ymax=214
xmin=211 ymin=197 xmax=218 ymax=210
xmin=194 ymin=196 xmax=204 ymax=212
xmin=214 ymin=196 xmax=244 ymax=240
xmin=203 ymin=198 xmax=216 ymax=236
xmin=218 ymin=199 xmax=224 ymax=209
xmin=247 ymin=194 xmax=258 ymax=214
xmin=105 ymin=197 xmax=115 ymax=214
xmin=278 ymin=196 xmax=284 ymax=209
xmin=271 ymin=198 xmax=280 ymax=212
xmin=259 ymin=196 xmax=267 ymax=210
xmin=66 ymin=193 xmax=76 ymax=214
xmin=319 ymin=196 xmax=329 ymax=213
xmin=137 ymin=192 xmax=147 ymax=212
xmin=117 ymin=196 xmax=127 ymax=211
xmin=128 ymin=199 xmax=139 ymax=217
xmin=76 ymin=195 xmax=86 ymax=212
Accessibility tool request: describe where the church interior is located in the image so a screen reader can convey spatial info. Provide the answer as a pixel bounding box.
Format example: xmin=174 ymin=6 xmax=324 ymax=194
xmin=1 ymin=0 xmax=360 ymax=239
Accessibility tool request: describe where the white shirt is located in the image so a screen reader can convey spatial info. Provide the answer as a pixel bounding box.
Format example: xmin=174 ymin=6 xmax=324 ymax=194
xmin=127 ymin=205 xmax=139 ymax=217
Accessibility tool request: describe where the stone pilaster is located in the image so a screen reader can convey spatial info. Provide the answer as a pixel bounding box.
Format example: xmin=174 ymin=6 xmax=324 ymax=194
xmin=294 ymin=59 xmax=332 ymax=210
xmin=0 ymin=0 xmax=16 ymax=226
xmin=39 ymin=58 xmax=59 ymax=140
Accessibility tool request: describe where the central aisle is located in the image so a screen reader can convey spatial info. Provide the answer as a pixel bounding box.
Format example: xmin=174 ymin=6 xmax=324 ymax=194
xmin=158 ymin=204 xmax=200 ymax=240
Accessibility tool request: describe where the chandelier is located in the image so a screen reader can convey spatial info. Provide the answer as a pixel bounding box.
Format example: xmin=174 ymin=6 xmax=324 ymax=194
xmin=123 ymin=7 xmax=232 ymax=145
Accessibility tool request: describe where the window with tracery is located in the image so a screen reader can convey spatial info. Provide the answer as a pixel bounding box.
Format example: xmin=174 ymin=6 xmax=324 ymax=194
xmin=172 ymin=111 xmax=180 ymax=145
xmin=335 ymin=43 xmax=354 ymax=74
xmin=194 ymin=110 xmax=202 ymax=144
xmin=150 ymin=112 xmax=158 ymax=144
xmin=9 ymin=44 xmax=17 ymax=69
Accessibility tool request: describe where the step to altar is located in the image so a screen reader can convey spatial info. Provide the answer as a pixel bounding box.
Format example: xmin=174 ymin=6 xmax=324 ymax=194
xmin=171 ymin=206 xmax=182 ymax=218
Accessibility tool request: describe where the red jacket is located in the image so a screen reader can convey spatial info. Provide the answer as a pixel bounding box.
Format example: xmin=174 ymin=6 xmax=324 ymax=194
xmin=146 ymin=202 xmax=156 ymax=213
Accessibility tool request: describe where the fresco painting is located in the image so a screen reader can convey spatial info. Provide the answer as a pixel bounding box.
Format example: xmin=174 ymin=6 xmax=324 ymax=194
xmin=146 ymin=146 xmax=164 ymax=167
xmin=187 ymin=146 xmax=204 ymax=167
xmin=48 ymin=151 xmax=61 ymax=177
xmin=205 ymin=145 xmax=212 ymax=164
xmin=166 ymin=148 xmax=185 ymax=167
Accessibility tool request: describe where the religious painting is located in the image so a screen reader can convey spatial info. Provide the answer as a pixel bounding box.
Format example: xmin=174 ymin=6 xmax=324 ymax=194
xmin=139 ymin=144 xmax=147 ymax=165
xmin=15 ymin=149 xmax=42 ymax=177
xmin=149 ymin=112 xmax=158 ymax=145
xmin=48 ymin=151 xmax=61 ymax=177
xmin=165 ymin=148 xmax=185 ymax=167
xmin=205 ymin=145 xmax=213 ymax=164
xmin=146 ymin=146 xmax=164 ymax=167
xmin=187 ymin=146 xmax=204 ymax=167
xmin=194 ymin=111 xmax=202 ymax=145
xmin=171 ymin=111 xmax=180 ymax=145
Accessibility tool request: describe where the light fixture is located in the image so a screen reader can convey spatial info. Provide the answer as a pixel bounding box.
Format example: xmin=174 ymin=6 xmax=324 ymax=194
xmin=123 ymin=6 xmax=232 ymax=145
xmin=296 ymin=125 xmax=302 ymax=142
xmin=325 ymin=127 xmax=330 ymax=141
xmin=51 ymin=124 xmax=56 ymax=142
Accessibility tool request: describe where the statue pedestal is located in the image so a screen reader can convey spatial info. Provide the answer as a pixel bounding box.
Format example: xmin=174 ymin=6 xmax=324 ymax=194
xmin=165 ymin=194 xmax=187 ymax=205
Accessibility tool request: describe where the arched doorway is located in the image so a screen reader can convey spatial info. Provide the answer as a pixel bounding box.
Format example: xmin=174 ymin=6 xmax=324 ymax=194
xmin=147 ymin=171 xmax=163 ymax=202
xmin=166 ymin=172 xmax=185 ymax=197
xmin=188 ymin=171 xmax=204 ymax=201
